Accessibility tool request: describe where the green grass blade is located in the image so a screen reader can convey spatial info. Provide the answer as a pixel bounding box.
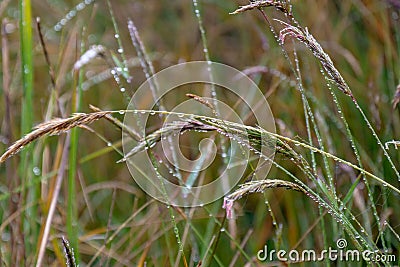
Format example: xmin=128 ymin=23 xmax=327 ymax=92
xmin=19 ymin=0 xmax=35 ymax=262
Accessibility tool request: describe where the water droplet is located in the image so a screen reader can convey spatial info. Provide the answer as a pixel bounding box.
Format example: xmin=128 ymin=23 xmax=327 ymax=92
xmin=118 ymin=110 xmax=125 ymax=114
xmin=120 ymin=87 xmax=126 ymax=92
xmin=118 ymin=48 xmax=123 ymax=53
xmin=114 ymin=34 xmax=119 ymax=38
xmin=76 ymin=3 xmax=85 ymax=10
xmin=33 ymin=167 xmax=41 ymax=176
xmin=220 ymin=228 xmax=225 ymax=232
xmin=107 ymin=142 xmax=112 ymax=147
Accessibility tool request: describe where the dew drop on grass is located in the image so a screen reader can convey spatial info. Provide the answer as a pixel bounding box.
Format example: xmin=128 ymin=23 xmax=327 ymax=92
xmin=118 ymin=48 xmax=123 ymax=53
xmin=119 ymin=110 xmax=125 ymax=114
xmin=33 ymin=167 xmax=41 ymax=176
xmin=114 ymin=34 xmax=119 ymax=38
xmin=220 ymin=228 xmax=225 ymax=232
xmin=120 ymin=87 xmax=125 ymax=92
xmin=107 ymin=142 xmax=112 ymax=147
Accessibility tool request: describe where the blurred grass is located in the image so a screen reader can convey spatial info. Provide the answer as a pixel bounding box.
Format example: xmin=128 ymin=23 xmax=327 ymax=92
xmin=1 ymin=0 xmax=400 ymax=266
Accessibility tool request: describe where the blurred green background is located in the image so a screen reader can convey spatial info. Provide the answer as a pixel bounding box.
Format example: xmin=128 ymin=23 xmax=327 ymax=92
xmin=0 ymin=0 xmax=399 ymax=266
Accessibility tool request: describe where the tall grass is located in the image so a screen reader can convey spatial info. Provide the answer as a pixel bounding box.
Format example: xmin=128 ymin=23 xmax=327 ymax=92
xmin=19 ymin=0 xmax=35 ymax=264
xmin=0 ymin=0 xmax=399 ymax=266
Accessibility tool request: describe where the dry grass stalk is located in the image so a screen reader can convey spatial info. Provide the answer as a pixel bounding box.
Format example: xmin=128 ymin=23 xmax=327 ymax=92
xmin=36 ymin=17 xmax=56 ymax=88
xmin=0 ymin=111 xmax=111 ymax=163
xmin=231 ymin=1 xmax=354 ymax=101
xmin=230 ymin=0 xmax=290 ymax=15
xmin=223 ymin=179 xmax=305 ymax=218
xmin=186 ymin=93 xmax=215 ymax=111
xmin=127 ymin=18 xmax=159 ymax=101
xmin=277 ymin=21 xmax=355 ymax=101
xmin=226 ymin=179 xmax=305 ymax=202
xmin=89 ymin=105 xmax=141 ymax=140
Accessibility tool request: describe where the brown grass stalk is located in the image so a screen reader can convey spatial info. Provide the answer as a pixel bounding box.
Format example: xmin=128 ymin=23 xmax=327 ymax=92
xmin=223 ymin=179 xmax=306 ymax=219
xmin=225 ymin=179 xmax=305 ymax=202
xmin=229 ymin=0 xmax=290 ymax=15
xmin=0 ymin=111 xmax=112 ymax=163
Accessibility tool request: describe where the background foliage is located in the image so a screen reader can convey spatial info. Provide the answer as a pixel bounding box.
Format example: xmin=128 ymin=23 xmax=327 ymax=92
xmin=0 ymin=0 xmax=399 ymax=266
